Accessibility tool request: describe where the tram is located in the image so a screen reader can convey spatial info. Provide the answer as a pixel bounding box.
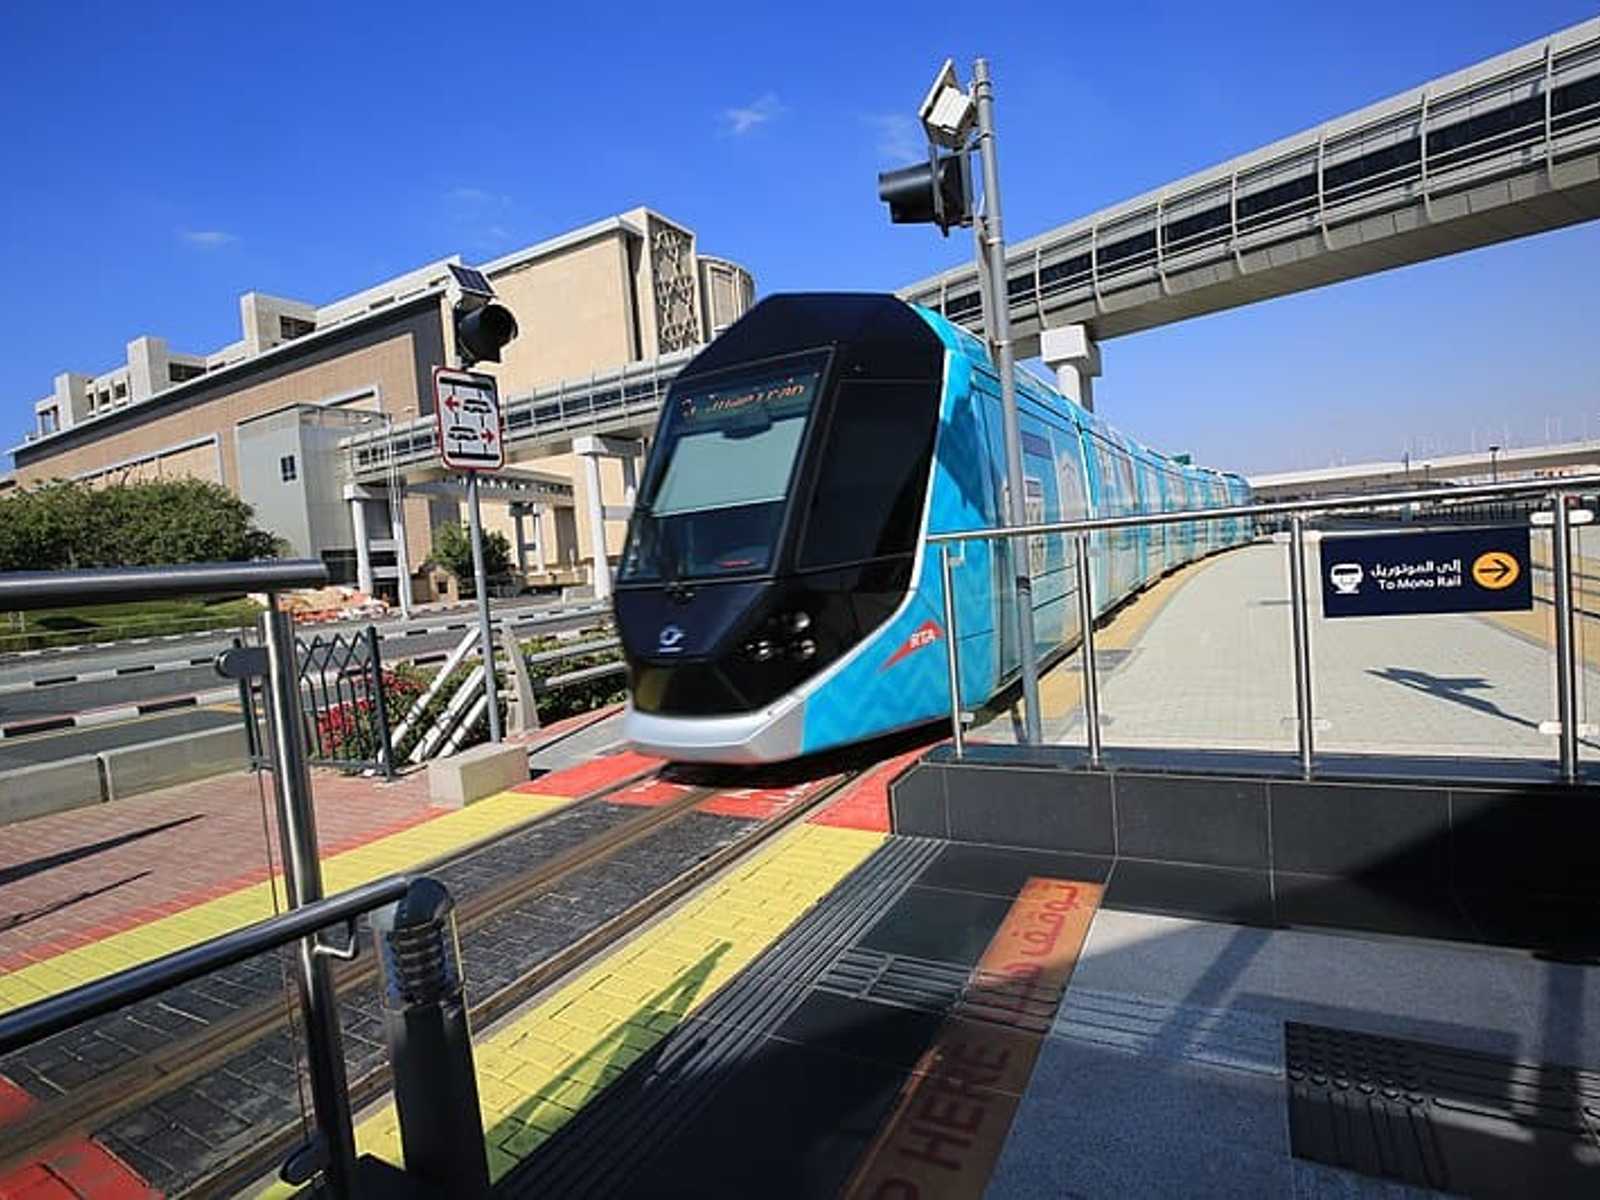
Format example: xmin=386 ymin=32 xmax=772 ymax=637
xmin=614 ymin=293 xmax=1249 ymax=763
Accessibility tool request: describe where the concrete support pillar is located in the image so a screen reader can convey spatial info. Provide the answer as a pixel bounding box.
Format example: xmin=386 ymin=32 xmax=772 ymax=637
xmin=1040 ymin=324 xmax=1101 ymax=413
xmin=350 ymin=497 xmax=374 ymax=595
xmin=527 ymin=503 xmax=545 ymax=573
xmin=389 ymin=485 xmax=412 ymax=618
xmin=513 ymin=508 xmax=530 ymax=576
xmin=576 ymin=447 xmax=611 ymax=601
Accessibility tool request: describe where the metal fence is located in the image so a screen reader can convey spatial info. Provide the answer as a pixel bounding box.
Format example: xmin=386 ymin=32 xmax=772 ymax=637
xmin=296 ymin=625 xmax=395 ymax=777
xmin=931 ymin=473 xmax=1600 ymax=784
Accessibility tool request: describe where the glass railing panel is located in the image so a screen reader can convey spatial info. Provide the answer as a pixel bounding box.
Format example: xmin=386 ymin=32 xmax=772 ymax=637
xmin=1306 ymin=508 xmax=1558 ymax=766
xmin=1085 ymin=520 xmax=1295 ymax=756
xmin=1576 ymin=511 xmax=1600 ymax=768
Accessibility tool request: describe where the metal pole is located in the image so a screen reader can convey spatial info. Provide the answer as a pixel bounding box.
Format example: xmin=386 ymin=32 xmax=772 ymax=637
xmin=466 ymin=472 xmax=502 ymax=743
xmin=1074 ymin=534 xmax=1103 ymax=767
xmin=1551 ymin=492 xmax=1580 ymax=783
xmin=233 ymin=634 xmax=262 ymax=768
xmin=260 ymin=602 xmax=361 ymax=1198
xmin=365 ymin=624 xmax=395 ymax=780
xmin=939 ymin=545 xmax=965 ymax=758
xmin=972 ymin=57 xmax=1042 ymax=745
xmin=1288 ymin=516 xmax=1315 ymax=780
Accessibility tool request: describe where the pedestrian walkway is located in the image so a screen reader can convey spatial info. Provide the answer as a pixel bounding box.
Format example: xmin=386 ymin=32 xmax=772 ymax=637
xmin=975 ymin=541 xmax=1600 ymax=763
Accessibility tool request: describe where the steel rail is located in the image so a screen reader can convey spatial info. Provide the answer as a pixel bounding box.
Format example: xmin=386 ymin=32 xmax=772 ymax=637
xmin=183 ymin=766 xmax=870 ymax=1199
xmin=0 ymin=560 xmax=329 ymax=612
xmin=0 ymin=760 xmax=660 ymax=1179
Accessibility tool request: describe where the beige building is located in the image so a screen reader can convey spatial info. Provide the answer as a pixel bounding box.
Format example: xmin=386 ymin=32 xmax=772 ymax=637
xmin=10 ymin=208 xmax=755 ymax=603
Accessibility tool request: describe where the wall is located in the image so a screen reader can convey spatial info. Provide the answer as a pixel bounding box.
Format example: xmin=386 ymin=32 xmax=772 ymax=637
xmin=14 ymin=297 xmax=445 ymax=490
xmin=483 ymin=231 xmax=636 ymax=396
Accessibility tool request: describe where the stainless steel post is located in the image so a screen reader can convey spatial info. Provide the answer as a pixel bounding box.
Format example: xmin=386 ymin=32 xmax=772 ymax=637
xmin=1074 ymin=534 xmax=1103 ymax=767
xmin=1551 ymin=492 xmax=1580 ymax=783
xmin=972 ymin=57 xmax=1041 ymax=745
xmin=939 ymin=545 xmax=966 ymax=758
xmin=261 ymin=602 xmax=361 ymax=1198
xmin=466 ymin=472 xmax=502 ymax=743
xmin=1288 ymin=515 xmax=1315 ymax=780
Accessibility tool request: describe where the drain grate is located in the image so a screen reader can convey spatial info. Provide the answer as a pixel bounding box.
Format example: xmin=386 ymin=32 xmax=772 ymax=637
xmin=815 ymin=947 xmax=969 ymax=1013
xmin=1286 ymin=1022 xmax=1600 ymax=1198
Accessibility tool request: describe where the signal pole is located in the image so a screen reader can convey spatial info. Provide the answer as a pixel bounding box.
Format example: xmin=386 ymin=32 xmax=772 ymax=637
xmin=971 ymin=59 xmax=1042 ymax=744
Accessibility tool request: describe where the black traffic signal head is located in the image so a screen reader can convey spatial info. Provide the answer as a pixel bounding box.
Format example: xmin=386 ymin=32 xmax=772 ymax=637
xmin=878 ymin=152 xmax=971 ymax=235
xmin=454 ymin=301 xmax=519 ymax=366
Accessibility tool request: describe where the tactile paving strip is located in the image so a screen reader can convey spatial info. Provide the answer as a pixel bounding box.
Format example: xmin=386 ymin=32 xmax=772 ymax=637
xmin=1285 ymin=1022 xmax=1600 ymax=1198
xmin=499 ymin=836 xmax=945 ymax=1199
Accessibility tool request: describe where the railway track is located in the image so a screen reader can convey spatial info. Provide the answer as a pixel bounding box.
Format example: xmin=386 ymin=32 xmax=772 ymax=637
xmin=0 ymin=750 xmax=876 ymax=1196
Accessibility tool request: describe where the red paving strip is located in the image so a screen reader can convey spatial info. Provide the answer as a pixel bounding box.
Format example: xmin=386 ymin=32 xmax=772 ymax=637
xmin=809 ymin=743 xmax=937 ymax=832
xmin=843 ymin=877 xmax=1103 ymax=1200
xmin=513 ymin=750 xmax=662 ymax=798
xmin=0 ymin=1079 xmax=159 ymax=1199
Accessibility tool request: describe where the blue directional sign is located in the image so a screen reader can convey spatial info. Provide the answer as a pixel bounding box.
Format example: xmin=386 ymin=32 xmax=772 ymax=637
xmin=1319 ymin=526 xmax=1533 ymax=618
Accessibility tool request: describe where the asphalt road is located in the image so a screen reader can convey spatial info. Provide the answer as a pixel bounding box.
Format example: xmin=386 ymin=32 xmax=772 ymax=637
xmin=0 ymin=597 xmax=609 ymax=765
xmin=0 ymin=707 xmax=240 ymax=771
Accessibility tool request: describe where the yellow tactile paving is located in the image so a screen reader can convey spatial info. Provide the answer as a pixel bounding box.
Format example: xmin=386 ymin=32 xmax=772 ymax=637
xmin=258 ymin=822 xmax=885 ymax=1196
xmin=0 ymin=790 xmax=575 ymax=1015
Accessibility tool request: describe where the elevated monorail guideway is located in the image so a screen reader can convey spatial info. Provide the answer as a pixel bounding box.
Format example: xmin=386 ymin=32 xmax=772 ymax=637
xmin=902 ymin=16 xmax=1600 ymax=358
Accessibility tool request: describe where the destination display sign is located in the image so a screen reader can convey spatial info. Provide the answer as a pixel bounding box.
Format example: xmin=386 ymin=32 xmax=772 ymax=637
xmin=1319 ymin=526 xmax=1533 ymax=618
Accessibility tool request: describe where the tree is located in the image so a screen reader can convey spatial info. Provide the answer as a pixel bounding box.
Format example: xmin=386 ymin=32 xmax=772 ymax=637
xmin=0 ymin=479 xmax=282 ymax=571
xmin=430 ymin=522 xmax=513 ymax=590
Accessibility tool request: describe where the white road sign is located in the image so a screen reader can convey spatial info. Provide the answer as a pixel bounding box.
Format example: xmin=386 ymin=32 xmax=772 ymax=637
xmin=434 ymin=367 xmax=504 ymax=471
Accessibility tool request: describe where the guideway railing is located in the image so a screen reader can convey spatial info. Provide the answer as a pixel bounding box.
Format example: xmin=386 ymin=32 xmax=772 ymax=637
xmin=0 ymin=560 xmax=490 ymax=1199
xmin=931 ymin=472 xmax=1600 ymax=784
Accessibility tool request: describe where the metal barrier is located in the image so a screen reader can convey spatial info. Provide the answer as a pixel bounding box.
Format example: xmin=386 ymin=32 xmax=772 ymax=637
xmin=0 ymin=558 xmax=486 ymax=1197
xmin=297 ymin=624 xmax=396 ymax=777
xmin=931 ymin=473 xmax=1600 ymax=783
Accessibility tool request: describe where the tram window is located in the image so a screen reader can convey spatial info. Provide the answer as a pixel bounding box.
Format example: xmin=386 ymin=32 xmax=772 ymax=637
xmin=797 ymin=380 xmax=938 ymax=568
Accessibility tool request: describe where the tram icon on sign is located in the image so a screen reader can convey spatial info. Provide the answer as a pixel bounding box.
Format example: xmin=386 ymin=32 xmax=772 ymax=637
xmin=1329 ymin=563 xmax=1364 ymax=595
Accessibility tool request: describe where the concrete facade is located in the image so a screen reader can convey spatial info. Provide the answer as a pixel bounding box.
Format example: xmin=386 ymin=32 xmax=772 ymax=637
xmin=8 ymin=209 xmax=755 ymax=600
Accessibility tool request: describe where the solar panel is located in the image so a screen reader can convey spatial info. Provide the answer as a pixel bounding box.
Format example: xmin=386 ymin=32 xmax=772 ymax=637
xmin=449 ymin=263 xmax=495 ymax=297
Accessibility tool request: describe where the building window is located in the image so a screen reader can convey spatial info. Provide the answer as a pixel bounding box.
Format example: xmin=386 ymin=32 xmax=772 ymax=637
xmin=113 ymin=380 xmax=128 ymax=400
xmin=280 ymin=454 xmax=298 ymax=483
xmin=168 ymin=362 xmax=205 ymax=383
xmin=279 ymin=315 xmax=315 ymax=341
xmin=39 ymin=408 xmax=58 ymax=435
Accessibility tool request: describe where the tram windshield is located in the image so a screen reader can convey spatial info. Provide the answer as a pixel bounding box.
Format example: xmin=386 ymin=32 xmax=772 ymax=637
xmin=620 ymin=357 xmax=824 ymax=582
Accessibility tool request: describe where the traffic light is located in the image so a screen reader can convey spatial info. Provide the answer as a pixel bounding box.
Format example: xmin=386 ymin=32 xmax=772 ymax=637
xmin=453 ymin=300 xmax=518 ymax=366
xmin=877 ymin=152 xmax=971 ymax=235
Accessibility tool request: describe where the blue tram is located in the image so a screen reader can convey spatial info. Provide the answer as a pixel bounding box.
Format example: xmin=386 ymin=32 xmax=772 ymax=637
xmin=615 ymin=293 xmax=1249 ymax=763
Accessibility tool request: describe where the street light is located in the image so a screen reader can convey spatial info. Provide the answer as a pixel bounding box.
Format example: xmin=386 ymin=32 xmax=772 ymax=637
xmin=1489 ymin=444 xmax=1501 ymax=483
xmin=877 ymin=57 xmax=1042 ymax=745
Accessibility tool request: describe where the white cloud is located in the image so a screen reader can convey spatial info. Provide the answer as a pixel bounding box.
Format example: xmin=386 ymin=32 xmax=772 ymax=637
xmin=864 ymin=113 xmax=923 ymax=165
xmin=179 ymin=229 xmax=237 ymax=248
xmin=447 ymin=186 xmax=511 ymax=207
xmin=720 ymin=93 xmax=784 ymax=136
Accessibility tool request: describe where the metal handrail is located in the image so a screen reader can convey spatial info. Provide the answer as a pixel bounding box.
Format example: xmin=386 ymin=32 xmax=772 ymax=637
xmin=934 ymin=473 xmax=1595 ymax=783
xmin=0 ymin=559 xmax=328 ymax=611
xmin=928 ymin=472 xmax=1600 ymax=544
xmin=0 ymin=875 xmax=410 ymax=1056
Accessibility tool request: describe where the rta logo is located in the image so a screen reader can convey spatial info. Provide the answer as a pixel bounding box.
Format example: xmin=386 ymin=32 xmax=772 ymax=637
xmin=879 ymin=619 xmax=943 ymax=671
xmin=657 ymin=624 xmax=685 ymax=653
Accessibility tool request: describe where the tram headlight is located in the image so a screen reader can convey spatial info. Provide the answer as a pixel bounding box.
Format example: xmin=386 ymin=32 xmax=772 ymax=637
xmin=743 ymin=610 xmax=817 ymax=664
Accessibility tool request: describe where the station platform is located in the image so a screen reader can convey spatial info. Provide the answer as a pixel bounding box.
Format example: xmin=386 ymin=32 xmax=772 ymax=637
xmin=261 ymin=773 xmax=1598 ymax=1199
xmin=975 ymin=539 xmax=1600 ymax=766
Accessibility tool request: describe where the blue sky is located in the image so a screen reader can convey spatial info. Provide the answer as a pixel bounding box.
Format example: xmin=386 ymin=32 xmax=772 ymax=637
xmin=2 ymin=1 xmax=1597 ymax=475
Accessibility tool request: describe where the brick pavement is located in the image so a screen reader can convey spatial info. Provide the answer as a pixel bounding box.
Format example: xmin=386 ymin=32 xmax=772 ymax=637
xmin=0 ymin=770 xmax=439 ymax=974
xmin=0 ymin=703 xmax=631 ymax=985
